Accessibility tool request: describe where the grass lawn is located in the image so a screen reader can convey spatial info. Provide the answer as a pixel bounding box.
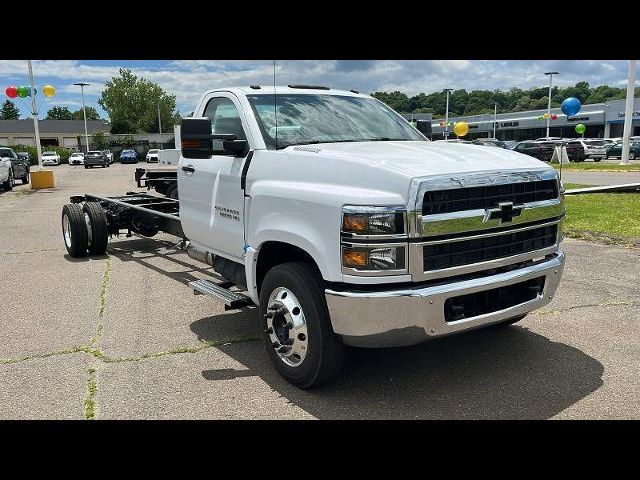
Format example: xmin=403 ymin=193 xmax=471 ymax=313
xmin=551 ymin=162 xmax=640 ymax=171
xmin=562 ymin=183 xmax=640 ymax=246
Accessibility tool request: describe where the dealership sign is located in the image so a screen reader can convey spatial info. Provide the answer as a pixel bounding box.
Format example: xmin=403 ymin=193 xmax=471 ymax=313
xmin=617 ymin=111 xmax=640 ymax=118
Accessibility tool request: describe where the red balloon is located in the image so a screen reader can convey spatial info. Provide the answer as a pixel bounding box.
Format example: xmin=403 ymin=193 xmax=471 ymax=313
xmin=6 ymin=86 xmax=18 ymax=98
xmin=551 ymin=114 xmax=558 ymax=120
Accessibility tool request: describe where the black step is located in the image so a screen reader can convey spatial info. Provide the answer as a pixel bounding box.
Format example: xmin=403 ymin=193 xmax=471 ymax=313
xmin=189 ymin=279 xmax=253 ymax=309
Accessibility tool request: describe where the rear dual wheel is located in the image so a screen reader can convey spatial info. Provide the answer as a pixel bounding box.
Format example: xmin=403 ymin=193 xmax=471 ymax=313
xmin=61 ymin=202 xmax=108 ymax=257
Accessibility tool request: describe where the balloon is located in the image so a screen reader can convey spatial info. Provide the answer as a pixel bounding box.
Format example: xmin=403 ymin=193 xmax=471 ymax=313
xmin=538 ymin=115 xmax=544 ymax=120
xmin=551 ymin=114 xmax=557 ymax=120
xmin=27 ymin=87 xmax=37 ymax=96
xmin=42 ymin=85 xmax=56 ymax=97
xmin=561 ymin=97 xmax=582 ymax=117
xmin=17 ymin=86 xmax=28 ymax=98
xmin=6 ymin=86 xmax=18 ymax=98
xmin=575 ymin=123 xmax=586 ymax=134
xmin=543 ymin=113 xmax=549 ymax=119
xmin=453 ymin=121 xmax=469 ymax=137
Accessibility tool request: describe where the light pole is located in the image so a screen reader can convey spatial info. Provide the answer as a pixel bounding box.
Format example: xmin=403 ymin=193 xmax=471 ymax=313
xmin=621 ymin=60 xmax=637 ymax=165
xmin=544 ymin=71 xmax=559 ymax=139
xmin=443 ymin=88 xmax=453 ymax=139
xmin=27 ymin=60 xmax=43 ymax=169
xmin=157 ymin=101 xmax=162 ymax=134
xmin=73 ymin=82 xmax=90 ymax=152
xmin=493 ymin=102 xmax=497 ymax=138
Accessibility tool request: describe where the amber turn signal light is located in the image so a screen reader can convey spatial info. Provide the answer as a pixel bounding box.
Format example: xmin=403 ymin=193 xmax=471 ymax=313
xmin=343 ymin=214 xmax=368 ymax=233
xmin=342 ymin=248 xmax=369 ymax=268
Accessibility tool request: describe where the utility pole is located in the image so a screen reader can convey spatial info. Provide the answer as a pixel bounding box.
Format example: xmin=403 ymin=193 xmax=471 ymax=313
xmin=157 ymin=101 xmax=162 ymax=134
xmin=621 ymin=60 xmax=637 ymax=165
xmin=544 ymin=71 xmax=559 ymax=139
xmin=493 ymin=103 xmax=497 ymax=138
xmin=73 ymin=82 xmax=90 ymax=152
xmin=443 ymin=88 xmax=453 ymax=139
xmin=27 ymin=60 xmax=43 ymax=169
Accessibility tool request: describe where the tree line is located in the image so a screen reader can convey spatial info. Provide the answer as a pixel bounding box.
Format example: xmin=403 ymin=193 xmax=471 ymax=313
xmin=371 ymin=82 xmax=637 ymax=117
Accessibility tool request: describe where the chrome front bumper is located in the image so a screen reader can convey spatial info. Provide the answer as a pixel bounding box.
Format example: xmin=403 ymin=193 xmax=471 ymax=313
xmin=326 ymin=251 xmax=565 ymax=348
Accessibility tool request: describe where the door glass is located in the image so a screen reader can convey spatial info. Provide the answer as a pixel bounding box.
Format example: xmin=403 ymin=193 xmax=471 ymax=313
xmin=203 ymin=97 xmax=247 ymax=153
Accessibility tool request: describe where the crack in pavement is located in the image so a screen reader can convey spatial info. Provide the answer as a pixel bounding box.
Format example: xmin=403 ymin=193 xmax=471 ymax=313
xmin=0 ymin=248 xmax=65 ymax=255
xmin=84 ymin=368 xmax=97 ymax=420
xmin=531 ymin=299 xmax=639 ymax=316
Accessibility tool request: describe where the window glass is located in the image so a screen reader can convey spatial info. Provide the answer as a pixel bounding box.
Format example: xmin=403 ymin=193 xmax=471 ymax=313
xmin=203 ymin=97 xmax=247 ymax=142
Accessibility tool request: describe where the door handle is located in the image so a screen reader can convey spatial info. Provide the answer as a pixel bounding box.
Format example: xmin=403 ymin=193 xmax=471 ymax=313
xmin=182 ymin=165 xmax=195 ymax=173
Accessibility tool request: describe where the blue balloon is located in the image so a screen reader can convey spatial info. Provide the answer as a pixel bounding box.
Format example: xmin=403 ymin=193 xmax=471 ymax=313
xmin=26 ymin=87 xmax=37 ymax=97
xmin=561 ymin=97 xmax=581 ymax=117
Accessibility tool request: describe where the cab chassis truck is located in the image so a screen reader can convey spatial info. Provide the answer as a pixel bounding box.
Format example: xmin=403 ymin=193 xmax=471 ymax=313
xmin=61 ymin=86 xmax=566 ymax=388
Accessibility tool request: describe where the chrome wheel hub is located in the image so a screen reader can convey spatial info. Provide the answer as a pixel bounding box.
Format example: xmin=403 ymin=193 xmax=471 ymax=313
xmin=63 ymin=214 xmax=72 ymax=248
xmin=84 ymin=212 xmax=92 ymax=247
xmin=266 ymin=287 xmax=308 ymax=367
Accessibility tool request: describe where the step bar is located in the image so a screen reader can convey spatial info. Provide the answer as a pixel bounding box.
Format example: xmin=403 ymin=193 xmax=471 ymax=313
xmin=189 ymin=279 xmax=253 ymax=310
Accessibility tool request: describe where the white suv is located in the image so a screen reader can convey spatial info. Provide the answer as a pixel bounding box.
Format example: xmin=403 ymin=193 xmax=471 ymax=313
xmin=42 ymin=151 xmax=61 ymax=165
xmin=565 ymin=139 xmax=607 ymax=162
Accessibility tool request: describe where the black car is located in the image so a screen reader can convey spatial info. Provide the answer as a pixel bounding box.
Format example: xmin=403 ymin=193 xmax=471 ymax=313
xmin=84 ymin=150 xmax=110 ymax=169
xmin=472 ymin=138 xmax=509 ymax=148
xmin=513 ymin=141 xmax=558 ymax=161
xmin=0 ymin=147 xmax=30 ymax=184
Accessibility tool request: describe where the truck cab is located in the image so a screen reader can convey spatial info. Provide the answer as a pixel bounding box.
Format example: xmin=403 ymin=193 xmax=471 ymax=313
xmin=176 ymin=86 xmax=566 ymax=387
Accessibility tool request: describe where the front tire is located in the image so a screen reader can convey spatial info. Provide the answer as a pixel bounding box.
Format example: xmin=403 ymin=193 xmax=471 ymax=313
xmin=2 ymin=169 xmax=14 ymax=190
xmin=21 ymin=171 xmax=29 ymax=184
xmin=259 ymin=262 xmax=345 ymax=388
xmin=82 ymin=202 xmax=109 ymax=255
xmin=630 ymin=152 xmax=636 ymax=160
xmin=62 ymin=203 xmax=88 ymax=257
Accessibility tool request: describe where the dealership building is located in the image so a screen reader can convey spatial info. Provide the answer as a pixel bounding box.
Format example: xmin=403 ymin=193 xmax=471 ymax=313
xmin=0 ymin=119 xmax=110 ymax=149
xmin=427 ymin=98 xmax=640 ymax=141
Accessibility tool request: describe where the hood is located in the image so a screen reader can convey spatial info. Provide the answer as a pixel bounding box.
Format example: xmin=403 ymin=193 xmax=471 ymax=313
xmin=283 ymin=141 xmax=552 ymax=179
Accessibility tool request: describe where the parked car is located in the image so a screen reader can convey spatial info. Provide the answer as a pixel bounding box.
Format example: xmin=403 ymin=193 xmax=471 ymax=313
xmin=503 ymin=140 xmax=518 ymax=150
xmin=605 ymin=141 xmax=640 ymax=160
xmin=102 ymin=150 xmax=114 ymax=164
xmin=513 ymin=141 xmax=557 ymax=161
xmin=16 ymin=151 xmax=31 ymax=164
xmin=472 ymin=138 xmax=509 ymax=148
xmin=435 ymin=139 xmax=473 ymax=143
xmin=84 ymin=150 xmax=109 ymax=169
xmin=563 ymin=139 xmax=606 ymax=162
xmin=0 ymin=147 xmax=30 ymax=184
xmin=146 ymin=149 xmax=160 ymax=163
xmin=119 ymin=149 xmax=138 ymax=164
xmin=69 ymin=152 xmax=85 ymax=165
xmin=0 ymin=148 xmax=16 ymax=190
xmin=42 ymin=151 xmax=61 ymax=166
xmin=535 ymin=137 xmax=563 ymax=142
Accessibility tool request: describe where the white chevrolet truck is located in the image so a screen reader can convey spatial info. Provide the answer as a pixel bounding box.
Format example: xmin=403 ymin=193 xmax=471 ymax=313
xmin=61 ymin=85 xmax=566 ymax=387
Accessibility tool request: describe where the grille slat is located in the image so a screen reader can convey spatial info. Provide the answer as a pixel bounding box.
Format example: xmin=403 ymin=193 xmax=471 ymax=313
xmin=423 ymin=180 xmax=558 ymax=215
xmin=424 ymin=225 xmax=557 ymax=271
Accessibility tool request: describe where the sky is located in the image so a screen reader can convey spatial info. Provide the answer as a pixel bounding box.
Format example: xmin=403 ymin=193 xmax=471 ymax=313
xmin=0 ymin=60 xmax=636 ymax=121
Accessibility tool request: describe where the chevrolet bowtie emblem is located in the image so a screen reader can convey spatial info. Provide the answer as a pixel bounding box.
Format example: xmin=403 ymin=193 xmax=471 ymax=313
xmin=484 ymin=201 xmax=524 ymax=224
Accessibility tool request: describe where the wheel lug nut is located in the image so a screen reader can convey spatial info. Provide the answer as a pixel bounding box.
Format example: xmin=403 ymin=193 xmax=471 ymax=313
xmin=286 ymin=321 xmax=294 ymax=329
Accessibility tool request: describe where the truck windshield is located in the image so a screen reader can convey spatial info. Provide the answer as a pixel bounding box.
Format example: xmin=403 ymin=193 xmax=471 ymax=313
xmin=246 ymin=94 xmax=425 ymax=150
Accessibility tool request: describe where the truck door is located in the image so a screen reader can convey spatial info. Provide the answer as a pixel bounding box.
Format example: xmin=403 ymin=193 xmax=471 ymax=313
xmin=178 ymin=94 xmax=250 ymax=261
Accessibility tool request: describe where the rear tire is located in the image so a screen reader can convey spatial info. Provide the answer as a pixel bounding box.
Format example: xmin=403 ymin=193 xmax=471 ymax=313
xmin=259 ymin=262 xmax=345 ymax=388
xmin=21 ymin=171 xmax=29 ymax=184
xmin=82 ymin=202 xmax=109 ymax=255
xmin=630 ymin=152 xmax=636 ymax=160
xmin=62 ymin=204 xmax=88 ymax=257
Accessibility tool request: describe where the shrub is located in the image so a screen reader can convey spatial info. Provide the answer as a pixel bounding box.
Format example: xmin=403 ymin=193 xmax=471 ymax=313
xmin=10 ymin=145 xmax=72 ymax=165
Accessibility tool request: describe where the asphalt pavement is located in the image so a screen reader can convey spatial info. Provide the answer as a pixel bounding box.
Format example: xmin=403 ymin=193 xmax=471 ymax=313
xmin=0 ymin=164 xmax=638 ymax=419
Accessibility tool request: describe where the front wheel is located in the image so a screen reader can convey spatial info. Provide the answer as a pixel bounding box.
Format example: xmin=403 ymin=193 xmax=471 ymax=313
xmin=259 ymin=262 xmax=345 ymax=388
xmin=2 ymin=169 xmax=14 ymax=190
xmin=630 ymin=152 xmax=637 ymax=160
xmin=21 ymin=171 xmax=29 ymax=184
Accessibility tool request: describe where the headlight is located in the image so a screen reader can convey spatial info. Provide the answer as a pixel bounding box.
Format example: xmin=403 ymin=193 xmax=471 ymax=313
xmin=342 ymin=244 xmax=406 ymax=271
xmin=342 ymin=206 xmax=406 ymax=237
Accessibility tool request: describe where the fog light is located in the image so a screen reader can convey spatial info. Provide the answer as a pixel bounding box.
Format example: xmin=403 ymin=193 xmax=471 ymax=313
xmin=342 ymin=248 xmax=369 ymax=268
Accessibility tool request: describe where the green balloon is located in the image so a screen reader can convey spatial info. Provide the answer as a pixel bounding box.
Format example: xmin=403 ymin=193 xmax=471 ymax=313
xmin=575 ymin=123 xmax=586 ymax=134
xmin=17 ymin=86 xmax=29 ymax=98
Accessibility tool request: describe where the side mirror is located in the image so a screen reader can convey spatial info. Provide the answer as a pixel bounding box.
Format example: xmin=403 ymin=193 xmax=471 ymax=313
xmin=416 ymin=119 xmax=432 ymax=137
xmin=223 ymin=139 xmax=249 ymax=157
xmin=181 ymin=117 xmax=213 ymax=159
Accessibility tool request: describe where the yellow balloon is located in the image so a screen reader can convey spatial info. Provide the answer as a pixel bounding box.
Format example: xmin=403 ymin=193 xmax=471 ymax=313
xmin=43 ymin=85 xmax=56 ymax=97
xmin=543 ymin=112 xmax=549 ymax=119
xmin=453 ymin=121 xmax=469 ymax=137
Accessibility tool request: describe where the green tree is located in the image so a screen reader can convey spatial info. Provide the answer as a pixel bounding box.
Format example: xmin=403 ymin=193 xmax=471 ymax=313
xmin=98 ymin=68 xmax=180 ymax=134
xmin=46 ymin=106 xmax=74 ymax=120
xmin=92 ymin=130 xmax=109 ymax=150
xmin=72 ymin=106 xmax=101 ymax=120
xmin=0 ymin=100 xmax=20 ymax=119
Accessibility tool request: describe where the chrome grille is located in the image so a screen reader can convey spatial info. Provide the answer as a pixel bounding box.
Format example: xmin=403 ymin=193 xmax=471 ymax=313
xmin=422 ymin=180 xmax=558 ymax=215
xmin=423 ymin=224 xmax=557 ymax=271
